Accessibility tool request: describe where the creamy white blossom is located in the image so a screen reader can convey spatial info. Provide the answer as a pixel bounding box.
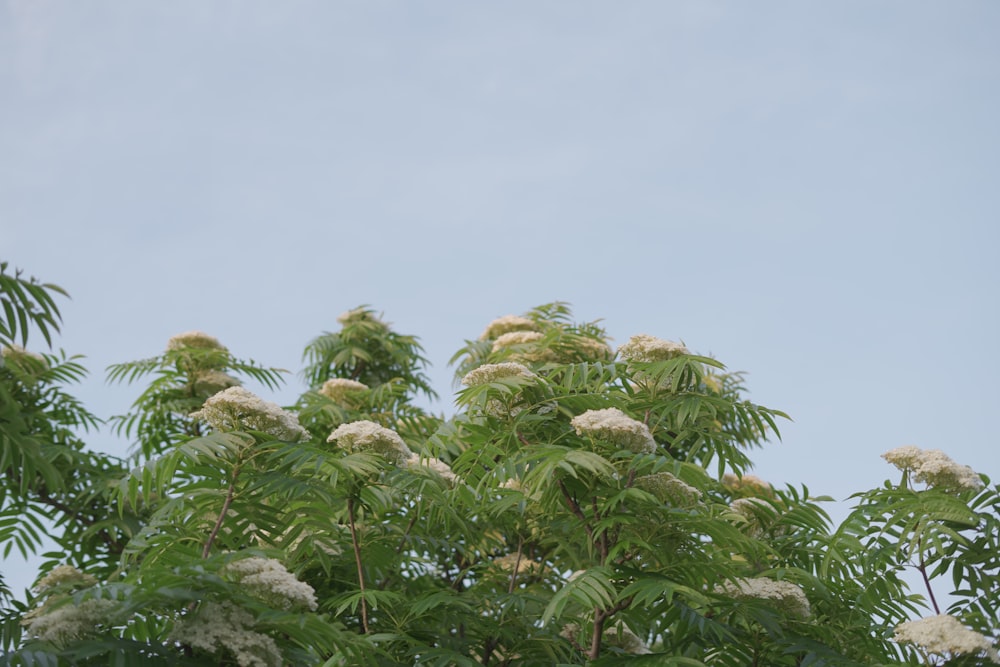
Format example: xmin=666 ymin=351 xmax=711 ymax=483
xmin=635 ymin=472 xmax=702 ymax=507
xmin=618 ymin=334 xmax=689 ymax=362
xmin=1 ymin=344 xmax=47 ymax=366
xmin=893 ymin=615 xmax=997 ymax=660
xmin=604 ymin=622 xmax=652 ymax=655
xmin=571 ymin=408 xmax=656 ymax=454
xmin=406 ymin=453 xmax=458 ymax=484
xmin=318 ymin=378 xmax=369 ymax=404
xmin=191 ymin=387 xmax=309 ymax=442
xmin=479 ymin=315 xmax=539 ymax=341
xmin=223 ymin=557 xmax=318 ymax=611
xmin=728 ymin=498 xmax=787 ymax=538
xmin=34 ymin=565 xmax=96 ymax=594
xmin=166 ymin=330 xmax=226 ymax=351
xmin=492 ymin=552 xmax=547 ymax=576
xmin=491 ymin=330 xmax=544 ymax=351
xmin=882 ymin=446 xmax=983 ymax=492
xmin=461 ymin=362 xmax=536 ymax=387
xmin=337 ymin=307 xmax=386 ymax=327
xmin=570 ymin=336 xmax=614 ymax=361
xmin=722 ymin=473 xmax=775 ymax=499
xmin=717 ymin=578 xmax=811 ymax=619
xmin=170 ymin=601 xmax=282 ymax=667
xmin=193 ymin=369 xmax=241 ymax=395
xmin=328 ymin=420 xmax=412 ymax=465
xmin=22 ymin=598 xmax=115 ymax=645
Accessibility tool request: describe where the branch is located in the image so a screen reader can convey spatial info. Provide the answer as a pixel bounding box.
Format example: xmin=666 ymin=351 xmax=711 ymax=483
xmin=347 ymin=496 xmax=370 ymax=633
xmin=202 ymin=468 xmax=239 ymax=558
xmin=557 ymin=479 xmax=594 ymax=542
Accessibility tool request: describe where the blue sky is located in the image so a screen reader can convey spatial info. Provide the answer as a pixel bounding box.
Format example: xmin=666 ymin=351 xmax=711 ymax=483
xmin=3 ymin=2 xmax=999 ymax=589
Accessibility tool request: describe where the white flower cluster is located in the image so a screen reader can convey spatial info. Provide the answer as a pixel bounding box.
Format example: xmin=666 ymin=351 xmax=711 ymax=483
xmin=571 ymin=408 xmax=656 ymax=454
xmin=635 ymin=472 xmax=702 ymax=507
xmin=22 ymin=598 xmax=115 ymax=646
xmin=406 ymin=453 xmax=459 ymax=484
xmin=191 ymin=387 xmax=309 ymax=442
xmin=491 ymin=330 xmax=544 ymax=351
xmin=318 ymin=378 xmax=369 ymax=404
xmin=461 ymin=362 xmax=536 ymax=387
xmin=1 ymin=344 xmax=47 ymax=366
xmin=722 ymin=473 xmax=775 ymax=499
xmin=223 ymin=557 xmax=318 ymax=611
xmin=728 ymin=497 xmax=783 ymax=538
xmin=479 ymin=315 xmax=539 ymax=341
xmin=166 ymin=330 xmax=226 ymax=351
xmin=337 ymin=307 xmax=386 ymax=327
xmin=193 ymin=369 xmax=241 ymax=395
xmin=170 ymin=601 xmax=282 ymax=667
xmin=33 ymin=565 xmax=96 ymax=593
xmin=716 ymin=578 xmax=811 ymax=619
xmin=560 ymin=621 xmax=652 ymax=655
xmin=893 ymin=615 xmax=998 ymax=661
xmin=882 ymin=446 xmax=983 ymax=492
xmin=492 ymin=552 xmax=547 ymax=577
xmin=604 ymin=622 xmax=652 ymax=655
xmin=570 ymin=336 xmax=613 ymax=361
xmin=617 ymin=334 xmax=689 ymax=362
xmin=492 ymin=330 xmax=558 ymax=363
xmin=328 ymin=420 xmax=412 ymax=465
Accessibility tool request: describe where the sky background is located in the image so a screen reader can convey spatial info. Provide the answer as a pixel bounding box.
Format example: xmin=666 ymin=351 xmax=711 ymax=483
xmin=3 ymin=1 xmax=999 ymax=592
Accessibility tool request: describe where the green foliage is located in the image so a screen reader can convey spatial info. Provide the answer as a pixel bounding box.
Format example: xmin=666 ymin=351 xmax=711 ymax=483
xmin=2 ymin=266 xmax=998 ymax=666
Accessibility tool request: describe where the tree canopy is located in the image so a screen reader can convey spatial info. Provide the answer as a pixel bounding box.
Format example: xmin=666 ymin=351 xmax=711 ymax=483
xmin=1 ymin=262 xmax=997 ymax=666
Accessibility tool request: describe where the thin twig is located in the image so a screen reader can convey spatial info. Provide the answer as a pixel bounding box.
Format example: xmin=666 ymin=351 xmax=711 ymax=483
xmin=202 ymin=469 xmax=239 ymax=558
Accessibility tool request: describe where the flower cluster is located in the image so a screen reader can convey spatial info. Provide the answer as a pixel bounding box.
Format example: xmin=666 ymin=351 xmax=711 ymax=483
xmin=491 ymin=330 xmax=544 ymax=351
xmin=571 ymin=408 xmax=656 ymax=454
xmin=479 ymin=315 xmax=539 ymax=341
xmin=170 ymin=601 xmax=282 ymax=667
xmin=882 ymin=446 xmax=983 ymax=492
xmin=560 ymin=621 xmax=652 ymax=655
xmin=223 ymin=557 xmax=318 ymax=611
xmin=191 ymin=387 xmax=309 ymax=442
xmin=569 ymin=335 xmax=614 ymax=361
xmin=406 ymin=453 xmax=459 ymax=484
xmin=604 ymin=622 xmax=653 ymax=655
xmin=337 ymin=307 xmax=386 ymax=328
xmin=22 ymin=598 xmax=116 ymax=646
xmin=893 ymin=615 xmax=998 ymax=660
xmin=318 ymin=378 xmax=370 ymax=404
xmin=461 ymin=362 xmax=536 ymax=388
xmin=34 ymin=565 xmax=96 ymax=594
xmin=635 ymin=472 xmax=702 ymax=507
xmin=193 ymin=369 xmax=241 ymax=396
xmin=722 ymin=473 xmax=775 ymax=499
xmin=492 ymin=552 xmax=547 ymax=577
xmin=166 ymin=330 xmax=226 ymax=352
xmin=328 ymin=420 xmax=412 ymax=465
xmin=1 ymin=344 xmax=47 ymax=367
xmin=617 ymin=334 xmax=689 ymax=362
xmin=716 ymin=578 xmax=811 ymax=619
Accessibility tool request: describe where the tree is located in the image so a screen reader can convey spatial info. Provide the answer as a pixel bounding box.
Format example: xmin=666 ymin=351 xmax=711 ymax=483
xmin=1 ymin=262 xmax=997 ymax=666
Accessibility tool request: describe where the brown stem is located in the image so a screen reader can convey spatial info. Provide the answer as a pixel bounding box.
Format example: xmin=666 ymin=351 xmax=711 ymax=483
xmin=202 ymin=468 xmax=239 ymax=558
xmin=482 ymin=636 xmax=498 ymax=666
xmin=558 ymin=479 xmax=594 ymax=542
xmin=589 ymin=608 xmax=607 ymax=660
xmin=347 ymin=496 xmax=369 ymax=633
xmin=507 ymin=537 xmax=524 ymax=594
